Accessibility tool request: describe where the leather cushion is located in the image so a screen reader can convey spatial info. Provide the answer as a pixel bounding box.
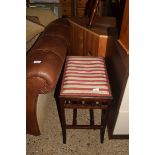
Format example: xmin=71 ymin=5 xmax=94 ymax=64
xmin=27 ymin=51 xmax=63 ymax=92
xmin=31 ymin=35 xmax=67 ymax=62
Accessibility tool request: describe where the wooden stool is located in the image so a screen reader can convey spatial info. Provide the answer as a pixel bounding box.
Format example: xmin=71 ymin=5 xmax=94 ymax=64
xmin=55 ymin=56 xmax=112 ymax=143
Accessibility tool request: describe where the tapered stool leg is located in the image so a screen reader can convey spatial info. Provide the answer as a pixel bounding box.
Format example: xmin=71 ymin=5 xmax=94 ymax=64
xmin=59 ymin=98 xmax=66 ymax=144
xmin=73 ymin=109 xmax=77 ymax=125
xmin=90 ymin=109 xmax=94 ymax=126
xmin=56 ymin=98 xmax=63 ymax=129
xmin=100 ymin=109 xmax=108 ymax=143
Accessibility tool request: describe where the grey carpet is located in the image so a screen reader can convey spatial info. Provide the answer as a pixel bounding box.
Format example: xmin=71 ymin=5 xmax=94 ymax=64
xmin=27 ymin=91 xmax=129 ymax=155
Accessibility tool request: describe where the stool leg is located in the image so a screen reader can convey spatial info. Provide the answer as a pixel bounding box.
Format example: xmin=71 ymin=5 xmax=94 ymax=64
xmin=56 ymin=98 xmax=63 ymax=129
xmin=89 ymin=109 xmax=94 ymax=126
xmin=59 ymin=98 xmax=67 ymax=144
xmin=100 ymin=109 xmax=108 ymax=143
xmin=73 ymin=109 xmax=77 ymax=125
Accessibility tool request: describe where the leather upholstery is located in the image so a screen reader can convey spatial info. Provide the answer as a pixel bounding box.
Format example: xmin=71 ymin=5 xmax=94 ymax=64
xmin=26 ymin=18 xmax=70 ymax=135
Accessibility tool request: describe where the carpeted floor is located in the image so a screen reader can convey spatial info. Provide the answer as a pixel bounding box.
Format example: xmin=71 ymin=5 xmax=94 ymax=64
xmin=27 ymin=91 xmax=129 ymax=155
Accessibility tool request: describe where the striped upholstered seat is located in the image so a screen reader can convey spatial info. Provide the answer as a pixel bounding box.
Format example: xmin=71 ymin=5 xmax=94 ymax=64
xmin=60 ymin=56 xmax=112 ymax=98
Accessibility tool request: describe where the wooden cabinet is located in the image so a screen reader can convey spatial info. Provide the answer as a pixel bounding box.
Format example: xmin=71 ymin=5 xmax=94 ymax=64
xmin=118 ymin=0 xmax=129 ymax=53
xmin=77 ymin=0 xmax=88 ymax=17
xmin=60 ymin=0 xmax=88 ymax=17
xmin=60 ymin=0 xmax=72 ymax=17
xmin=68 ymin=17 xmax=116 ymax=57
xmin=106 ymin=0 xmax=129 ymax=138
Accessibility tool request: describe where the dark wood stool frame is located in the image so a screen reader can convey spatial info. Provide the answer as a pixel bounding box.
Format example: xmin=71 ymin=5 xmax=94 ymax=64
xmin=57 ymin=96 xmax=112 ymax=144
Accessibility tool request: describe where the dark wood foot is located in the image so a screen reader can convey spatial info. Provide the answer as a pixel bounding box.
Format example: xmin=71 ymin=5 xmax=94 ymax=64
xmin=62 ymin=128 xmax=66 ymax=144
xmin=100 ymin=109 xmax=108 ymax=143
xmin=100 ymin=126 xmax=105 ymax=143
xmin=59 ymin=98 xmax=67 ymax=144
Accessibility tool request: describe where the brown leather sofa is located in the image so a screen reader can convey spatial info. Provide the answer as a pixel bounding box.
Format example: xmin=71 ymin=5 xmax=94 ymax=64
xmin=26 ymin=18 xmax=70 ymax=135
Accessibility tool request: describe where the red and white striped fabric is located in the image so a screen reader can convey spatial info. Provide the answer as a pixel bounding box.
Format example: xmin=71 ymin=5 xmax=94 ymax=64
xmin=60 ymin=56 xmax=112 ymax=98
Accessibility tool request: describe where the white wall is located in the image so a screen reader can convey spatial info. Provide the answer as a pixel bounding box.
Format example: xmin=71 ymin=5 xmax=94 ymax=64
xmin=113 ymin=78 xmax=129 ymax=135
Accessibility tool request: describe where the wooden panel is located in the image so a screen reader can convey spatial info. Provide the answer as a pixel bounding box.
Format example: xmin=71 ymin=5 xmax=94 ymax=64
xmin=77 ymin=8 xmax=85 ymax=17
xmin=98 ymin=37 xmax=107 ymax=56
xmin=60 ymin=0 xmax=88 ymax=17
xmin=85 ymin=32 xmax=99 ymax=56
xmin=68 ymin=18 xmax=109 ymax=57
xmin=62 ymin=7 xmax=71 ymax=16
xmin=61 ymin=0 xmax=72 ymax=17
xmin=77 ymin=0 xmax=88 ymax=17
xmin=77 ymin=0 xmax=88 ymax=8
xmin=85 ymin=32 xmax=107 ymax=57
xmin=105 ymin=36 xmax=129 ymax=138
xmin=119 ymin=0 xmax=129 ymax=52
xmin=61 ymin=0 xmax=71 ymax=6
xmin=70 ymin=23 xmax=84 ymax=56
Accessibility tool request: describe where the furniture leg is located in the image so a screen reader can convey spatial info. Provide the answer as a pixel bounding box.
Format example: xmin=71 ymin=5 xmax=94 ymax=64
xmin=59 ymin=98 xmax=67 ymax=144
xmin=73 ymin=109 xmax=77 ymax=125
xmin=89 ymin=109 xmax=94 ymax=126
xmin=55 ymin=98 xmax=63 ymax=129
xmin=100 ymin=109 xmax=108 ymax=143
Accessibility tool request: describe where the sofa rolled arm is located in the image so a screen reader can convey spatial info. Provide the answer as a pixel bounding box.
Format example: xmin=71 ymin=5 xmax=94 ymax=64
xmin=27 ymin=51 xmax=64 ymax=94
xmin=26 ymin=18 xmax=70 ymax=135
